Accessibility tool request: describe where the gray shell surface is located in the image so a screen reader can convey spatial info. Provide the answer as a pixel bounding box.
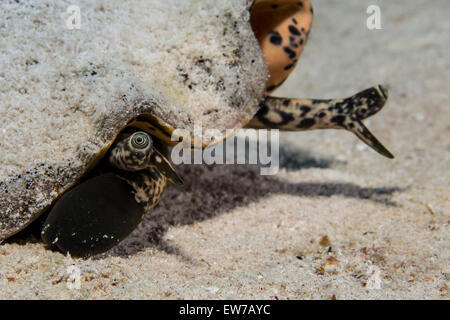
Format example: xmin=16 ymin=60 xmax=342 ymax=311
xmin=0 ymin=0 xmax=267 ymax=239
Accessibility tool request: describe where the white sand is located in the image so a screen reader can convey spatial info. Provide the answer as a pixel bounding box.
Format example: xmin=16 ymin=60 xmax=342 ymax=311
xmin=0 ymin=0 xmax=448 ymax=299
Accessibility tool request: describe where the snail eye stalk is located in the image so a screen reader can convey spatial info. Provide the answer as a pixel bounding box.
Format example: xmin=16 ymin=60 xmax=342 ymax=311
xmin=130 ymin=132 xmax=151 ymax=149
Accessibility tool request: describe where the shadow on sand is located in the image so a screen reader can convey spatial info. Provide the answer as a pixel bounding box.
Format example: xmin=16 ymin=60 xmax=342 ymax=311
xmin=104 ymin=147 xmax=402 ymax=258
xmin=7 ymin=147 xmax=402 ymax=259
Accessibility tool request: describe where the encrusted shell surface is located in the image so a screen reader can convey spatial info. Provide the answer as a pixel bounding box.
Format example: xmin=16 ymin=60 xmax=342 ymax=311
xmin=0 ymin=0 xmax=266 ymax=239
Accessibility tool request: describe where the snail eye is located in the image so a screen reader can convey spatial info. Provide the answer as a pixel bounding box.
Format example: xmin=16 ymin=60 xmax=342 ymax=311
xmin=130 ymin=132 xmax=150 ymax=149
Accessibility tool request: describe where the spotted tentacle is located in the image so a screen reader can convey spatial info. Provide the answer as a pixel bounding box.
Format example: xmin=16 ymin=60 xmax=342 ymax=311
xmin=246 ymin=85 xmax=394 ymax=158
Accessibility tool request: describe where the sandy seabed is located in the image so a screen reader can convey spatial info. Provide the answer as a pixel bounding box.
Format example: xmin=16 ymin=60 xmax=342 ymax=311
xmin=1 ymin=0 xmax=448 ymax=299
